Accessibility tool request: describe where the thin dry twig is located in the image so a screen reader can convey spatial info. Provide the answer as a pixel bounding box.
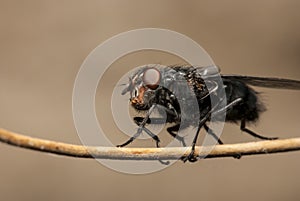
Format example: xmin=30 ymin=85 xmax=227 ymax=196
xmin=0 ymin=128 xmax=300 ymax=160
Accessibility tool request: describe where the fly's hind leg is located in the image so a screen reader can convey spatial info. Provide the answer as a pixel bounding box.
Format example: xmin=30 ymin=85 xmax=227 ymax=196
xmin=204 ymin=124 xmax=242 ymax=159
xmin=240 ymin=119 xmax=278 ymax=140
xmin=181 ymin=97 xmax=244 ymax=162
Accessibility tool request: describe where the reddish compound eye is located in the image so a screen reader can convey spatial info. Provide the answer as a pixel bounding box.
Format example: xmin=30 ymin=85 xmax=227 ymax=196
xmin=143 ymin=67 xmax=161 ymax=90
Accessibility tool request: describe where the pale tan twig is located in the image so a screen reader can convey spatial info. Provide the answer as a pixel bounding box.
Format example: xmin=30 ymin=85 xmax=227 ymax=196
xmin=0 ymin=128 xmax=300 ymax=160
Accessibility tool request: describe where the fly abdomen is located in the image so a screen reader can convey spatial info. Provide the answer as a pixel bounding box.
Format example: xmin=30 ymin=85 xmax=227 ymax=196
xmin=223 ymin=78 xmax=266 ymax=123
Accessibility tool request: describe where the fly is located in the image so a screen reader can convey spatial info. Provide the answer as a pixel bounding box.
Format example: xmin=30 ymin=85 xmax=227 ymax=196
xmin=117 ymin=65 xmax=300 ymax=162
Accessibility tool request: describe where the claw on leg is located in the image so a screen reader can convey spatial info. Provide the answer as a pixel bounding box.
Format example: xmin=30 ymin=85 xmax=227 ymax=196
xmin=181 ymin=146 xmax=198 ymax=163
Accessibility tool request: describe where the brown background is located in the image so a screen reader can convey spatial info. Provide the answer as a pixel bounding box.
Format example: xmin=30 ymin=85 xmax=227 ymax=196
xmin=0 ymin=0 xmax=300 ymax=201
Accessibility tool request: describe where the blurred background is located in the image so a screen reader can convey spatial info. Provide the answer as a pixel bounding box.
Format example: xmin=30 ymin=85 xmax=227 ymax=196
xmin=0 ymin=0 xmax=300 ymax=200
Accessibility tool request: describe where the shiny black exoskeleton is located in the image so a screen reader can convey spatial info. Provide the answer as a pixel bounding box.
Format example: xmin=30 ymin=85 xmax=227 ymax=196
xmin=118 ymin=65 xmax=300 ymax=162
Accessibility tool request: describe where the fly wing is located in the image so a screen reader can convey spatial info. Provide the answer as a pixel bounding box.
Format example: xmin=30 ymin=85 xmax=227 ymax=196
xmin=194 ymin=65 xmax=221 ymax=79
xmin=222 ymin=75 xmax=300 ymax=90
xmin=192 ymin=66 xmax=224 ymax=99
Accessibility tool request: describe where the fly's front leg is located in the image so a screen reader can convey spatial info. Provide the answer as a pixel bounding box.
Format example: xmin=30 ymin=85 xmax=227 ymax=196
xmin=133 ymin=117 xmax=168 ymax=148
xmin=116 ymin=127 xmax=144 ymax=147
xmin=117 ymin=104 xmax=157 ymax=147
xmin=133 ymin=114 xmax=170 ymax=165
xmin=166 ymin=124 xmax=187 ymax=147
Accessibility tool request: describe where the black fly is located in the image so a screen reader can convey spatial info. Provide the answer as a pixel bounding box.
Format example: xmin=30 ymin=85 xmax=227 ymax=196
xmin=117 ymin=65 xmax=300 ymax=162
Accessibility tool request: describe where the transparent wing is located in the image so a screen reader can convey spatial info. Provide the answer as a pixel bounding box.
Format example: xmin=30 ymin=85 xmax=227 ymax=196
xmin=194 ymin=65 xmax=220 ymax=79
xmin=222 ymin=75 xmax=300 ymax=90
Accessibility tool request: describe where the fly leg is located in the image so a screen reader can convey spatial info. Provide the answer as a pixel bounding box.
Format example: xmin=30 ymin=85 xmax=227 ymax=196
xmin=167 ymin=124 xmax=187 ymax=147
xmin=133 ymin=117 xmax=161 ymax=148
xmin=181 ymin=123 xmax=202 ymax=163
xmin=116 ymin=127 xmax=144 ymax=147
xmin=135 ymin=117 xmax=171 ymax=165
xmin=181 ymin=113 xmax=211 ymax=163
xmin=203 ymin=124 xmax=223 ymax=145
xmin=181 ymin=98 xmax=244 ymax=162
xmin=117 ymin=105 xmax=157 ymax=147
xmin=204 ymin=124 xmax=242 ymax=159
xmin=240 ymin=119 xmax=278 ymax=140
xmin=133 ymin=117 xmax=188 ymax=147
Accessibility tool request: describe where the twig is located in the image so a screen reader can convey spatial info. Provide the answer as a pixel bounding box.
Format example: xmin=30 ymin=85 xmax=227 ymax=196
xmin=0 ymin=128 xmax=300 ymax=160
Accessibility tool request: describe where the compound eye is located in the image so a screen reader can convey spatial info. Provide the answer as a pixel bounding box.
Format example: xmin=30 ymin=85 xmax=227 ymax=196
xmin=142 ymin=67 xmax=161 ymax=90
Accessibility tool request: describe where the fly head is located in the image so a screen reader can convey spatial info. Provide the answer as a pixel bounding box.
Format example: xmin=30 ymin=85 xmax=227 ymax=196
xmin=122 ymin=66 xmax=161 ymax=111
